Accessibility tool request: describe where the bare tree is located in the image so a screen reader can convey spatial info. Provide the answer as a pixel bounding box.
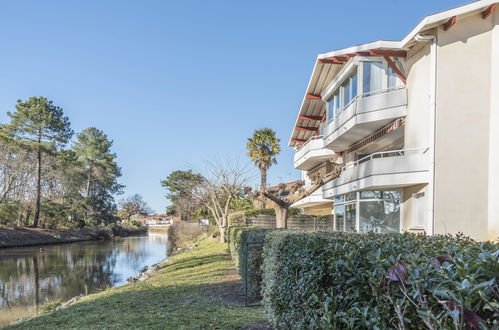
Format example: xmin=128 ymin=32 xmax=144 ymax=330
xmin=118 ymin=194 xmax=152 ymax=222
xmin=246 ymin=163 xmax=343 ymax=228
xmin=191 ymin=159 xmax=249 ymax=243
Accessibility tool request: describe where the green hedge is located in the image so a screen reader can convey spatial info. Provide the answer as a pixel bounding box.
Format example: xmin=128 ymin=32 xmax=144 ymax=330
xmin=261 ymin=231 xmax=499 ymax=329
xmin=228 ymin=226 xmax=275 ymax=304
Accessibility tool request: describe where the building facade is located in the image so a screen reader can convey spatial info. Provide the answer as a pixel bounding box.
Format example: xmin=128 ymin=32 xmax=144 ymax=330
xmin=289 ymin=0 xmax=499 ymax=241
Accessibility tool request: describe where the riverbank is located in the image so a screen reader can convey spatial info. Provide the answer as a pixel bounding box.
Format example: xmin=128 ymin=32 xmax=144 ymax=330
xmin=0 ymin=225 xmax=146 ymax=248
xmin=6 ymin=238 xmax=268 ymax=329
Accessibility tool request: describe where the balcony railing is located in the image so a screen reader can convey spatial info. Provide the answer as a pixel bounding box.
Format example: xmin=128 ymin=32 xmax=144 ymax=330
xmin=295 ymin=135 xmax=323 ymax=152
xmin=293 ymin=135 xmax=335 ymax=171
xmin=322 ymin=87 xmax=407 ymax=151
xmin=344 ymin=147 xmax=430 ymax=171
xmin=322 ymin=147 xmax=430 ymax=198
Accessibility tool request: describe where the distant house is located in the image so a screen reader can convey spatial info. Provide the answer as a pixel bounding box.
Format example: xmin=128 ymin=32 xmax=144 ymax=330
xmin=135 ymin=214 xmax=178 ymax=226
xmin=255 ymin=180 xmax=302 ymax=209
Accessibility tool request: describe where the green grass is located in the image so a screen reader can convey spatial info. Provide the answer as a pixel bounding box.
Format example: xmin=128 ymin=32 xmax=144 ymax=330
xmin=7 ymin=239 xmax=266 ymax=329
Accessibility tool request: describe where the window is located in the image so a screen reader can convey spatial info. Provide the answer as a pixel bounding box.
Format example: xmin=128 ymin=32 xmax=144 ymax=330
xmin=328 ymin=92 xmax=340 ymax=121
xmin=388 ymin=64 xmax=404 ymax=89
xmin=333 ymin=190 xmax=401 ymax=233
xmin=359 ymin=200 xmax=400 ymax=233
xmin=334 ymin=204 xmax=345 ymax=231
xmin=342 ymin=71 xmax=358 ymax=106
xmin=363 ymin=61 xmax=383 ymax=94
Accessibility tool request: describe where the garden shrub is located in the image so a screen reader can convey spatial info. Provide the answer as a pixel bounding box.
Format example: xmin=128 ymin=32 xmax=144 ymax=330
xmin=261 ymin=231 xmax=498 ymax=329
xmin=228 ymin=226 xmax=276 ymax=304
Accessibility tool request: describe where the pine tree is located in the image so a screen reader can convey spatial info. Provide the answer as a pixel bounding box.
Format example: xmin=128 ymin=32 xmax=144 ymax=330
xmin=2 ymin=97 xmax=73 ymax=227
xmin=72 ymin=127 xmax=123 ymax=224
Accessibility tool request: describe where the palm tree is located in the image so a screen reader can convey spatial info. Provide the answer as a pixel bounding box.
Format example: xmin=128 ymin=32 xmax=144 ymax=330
xmin=246 ymin=128 xmax=281 ymax=192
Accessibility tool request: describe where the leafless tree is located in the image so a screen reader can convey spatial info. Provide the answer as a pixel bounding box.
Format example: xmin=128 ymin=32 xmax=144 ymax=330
xmin=246 ymin=163 xmax=343 ymax=228
xmin=118 ymin=194 xmax=152 ymax=222
xmin=191 ymin=159 xmax=250 ymax=243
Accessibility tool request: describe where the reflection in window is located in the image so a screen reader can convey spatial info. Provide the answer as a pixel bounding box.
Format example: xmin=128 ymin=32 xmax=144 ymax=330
xmin=334 ymin=204 xmax=345 ymax=231
xmin=360 ymin=190 xmax=400 ymax=199
xmin=359 ymin=200 xmax=400 ymax=233
xmin=345 ymin=203 xmax=356 ymax=232
xmin=363 ymin=61 xmax=383 ymax=94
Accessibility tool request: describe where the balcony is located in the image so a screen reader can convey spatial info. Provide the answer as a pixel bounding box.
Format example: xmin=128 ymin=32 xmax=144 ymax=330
xmin=322 ymin=148 xmax=429 ymax=198
xmin=322 ymin=87 xmax=407 ymax=151
xmin=293 ymin=136 xmax=335 ymax=170
xmin=291 ymin=186 xmax=331 ymax=209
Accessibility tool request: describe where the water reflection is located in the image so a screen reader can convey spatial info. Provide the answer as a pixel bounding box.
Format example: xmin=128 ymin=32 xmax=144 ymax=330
xmin=0 ymin=232 xmax=169 ymax=326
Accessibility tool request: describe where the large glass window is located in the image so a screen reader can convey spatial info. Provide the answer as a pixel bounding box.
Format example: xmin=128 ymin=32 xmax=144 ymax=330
xmin=333 ymin=190 xmax=401 ymax=234
xmin=345 ymin=203 xmax=356 ymax=232
xmin=342 ymin=71 xmax=358 ymax=106
xmin=388 ymin=65 xmax=404 ymax=89
xmin=334 ymin=204 xmax=345 ymax=231
xmin=363 ymin=61 xmax=383 ymax=94
xmin=328 ymin=92 xmax=340 ymax=121
xmin=359 ymin=200 xmax=400 ymax=233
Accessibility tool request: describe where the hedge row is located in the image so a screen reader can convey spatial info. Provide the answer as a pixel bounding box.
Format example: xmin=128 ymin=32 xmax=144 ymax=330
xmin=228 ymin=226 xmax=275 ymax=303
xmin=261 ymin=231 xmax=498 ymax=329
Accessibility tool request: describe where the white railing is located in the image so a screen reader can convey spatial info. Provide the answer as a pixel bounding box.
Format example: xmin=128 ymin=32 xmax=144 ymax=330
xmin=343 ymin=147 xmax=429 ymax=171
xmin=295 ymin=135 xmax=323 ymax=151
xmin=325 ymin=85 xmax=406 ymax=125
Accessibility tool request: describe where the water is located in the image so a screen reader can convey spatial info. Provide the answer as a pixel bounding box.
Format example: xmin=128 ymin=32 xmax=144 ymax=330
xmin=0 ymin=231 xmax=169 ymax=326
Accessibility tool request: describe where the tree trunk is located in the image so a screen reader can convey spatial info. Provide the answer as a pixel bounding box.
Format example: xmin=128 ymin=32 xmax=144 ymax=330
xmin=219 ymin=226 xmax=226 ymax=243
xmin=33 ymin=147 xmax=42 ymax=228
xmin=275 ymin=206 xmax=288 ymax=229
xmin=260 ymin=167 xmax=267 ymax=191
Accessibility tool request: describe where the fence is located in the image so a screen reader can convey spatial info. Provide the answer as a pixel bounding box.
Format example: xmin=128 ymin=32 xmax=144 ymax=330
xmin=243 ymin=214 xmax=332 ymax=230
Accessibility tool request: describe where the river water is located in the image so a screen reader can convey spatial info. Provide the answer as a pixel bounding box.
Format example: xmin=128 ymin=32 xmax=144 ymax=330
xmin=0 ymin=231 xmax=169 ymax=326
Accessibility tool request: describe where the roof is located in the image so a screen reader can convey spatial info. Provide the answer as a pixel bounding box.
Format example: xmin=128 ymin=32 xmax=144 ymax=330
xmin=289 ymin=0 xmax=498 ymax=147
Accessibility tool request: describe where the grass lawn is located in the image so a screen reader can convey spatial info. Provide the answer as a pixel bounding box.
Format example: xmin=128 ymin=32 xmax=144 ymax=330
xmin=6 ymin=239 xmax=267 ymax=329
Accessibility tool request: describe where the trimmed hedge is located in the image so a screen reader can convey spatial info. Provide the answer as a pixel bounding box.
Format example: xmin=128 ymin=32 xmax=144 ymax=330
xmin=261 ymin=231 xmax=499 ymax=329
xmin=228 ymin=226 xmax=275 ymax=303
xmin=228 ymin=226 xmax=253 ymax=271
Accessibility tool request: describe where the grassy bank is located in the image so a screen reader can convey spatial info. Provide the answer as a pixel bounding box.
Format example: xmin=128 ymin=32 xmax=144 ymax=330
xmin=7 ymin=238 xmax=267 ymax=329
xmin=0 ymin=225 xmax=146 ymax=248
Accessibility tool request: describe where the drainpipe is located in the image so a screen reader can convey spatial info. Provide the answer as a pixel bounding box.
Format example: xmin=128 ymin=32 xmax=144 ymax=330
xmin=414 ymin=33 xmax=436 ymax=236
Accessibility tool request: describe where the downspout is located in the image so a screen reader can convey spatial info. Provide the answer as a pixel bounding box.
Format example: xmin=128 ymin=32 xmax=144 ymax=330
xmin=414 ymin=33 xmax=436 ymax=235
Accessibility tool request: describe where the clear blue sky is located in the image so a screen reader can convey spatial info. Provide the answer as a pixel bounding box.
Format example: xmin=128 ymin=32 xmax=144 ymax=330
xmin=0 ymin=0 xmax=469 ymax=213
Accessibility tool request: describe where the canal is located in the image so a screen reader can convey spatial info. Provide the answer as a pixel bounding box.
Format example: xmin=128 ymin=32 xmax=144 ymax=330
xmin=0 ymin=231 xmax=169 ymax=326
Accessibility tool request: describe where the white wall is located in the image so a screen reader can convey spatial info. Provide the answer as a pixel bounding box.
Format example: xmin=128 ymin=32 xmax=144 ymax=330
xmin=434 ymin=13 xmax=494 ymax=240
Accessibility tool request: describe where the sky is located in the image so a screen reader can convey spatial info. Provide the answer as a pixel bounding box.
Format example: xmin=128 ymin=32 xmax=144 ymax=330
xmin=0 ymin=0 xmax=470 ymax=213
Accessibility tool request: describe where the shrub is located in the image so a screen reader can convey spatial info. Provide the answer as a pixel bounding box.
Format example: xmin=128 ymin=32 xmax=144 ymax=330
xmin=228 ymin=226 xmax=276 ymax=304
xmin=167 ymin=221 xmax=207 ymax=249
xmin=228 ymin=211 xmax=246 ymax=226
xmin=261 ymin=231 xmax=499 ymax=329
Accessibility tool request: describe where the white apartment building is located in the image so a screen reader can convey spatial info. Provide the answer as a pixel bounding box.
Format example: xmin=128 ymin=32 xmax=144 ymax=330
xmin=289 ymin=0 xmax=499 ymax=241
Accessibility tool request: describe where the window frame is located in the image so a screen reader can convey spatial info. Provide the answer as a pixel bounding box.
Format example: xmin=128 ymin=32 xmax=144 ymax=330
xmin=333 ymin=190 xmax=403 ymax=233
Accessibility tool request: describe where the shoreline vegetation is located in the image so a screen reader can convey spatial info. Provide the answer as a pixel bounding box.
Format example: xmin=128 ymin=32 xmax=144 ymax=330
xmin=6 ymin=235 xmax=268 ymax=330
xmin=0 ymin=224 xmax=146 ymax=248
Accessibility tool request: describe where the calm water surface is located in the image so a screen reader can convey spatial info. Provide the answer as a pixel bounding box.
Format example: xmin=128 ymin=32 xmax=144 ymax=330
xmin=0 ymin=232 xmax=169 ymax=326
